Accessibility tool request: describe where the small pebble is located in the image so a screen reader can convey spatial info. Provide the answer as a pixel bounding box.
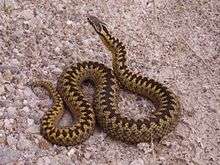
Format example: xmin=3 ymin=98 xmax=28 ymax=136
xmin=36 ymin=156 xmax=52 ymax=165
xmin=84 ymin=151 xmax=91 ymax=159
xmin=4 ymin=118 xmax=15 ymax=130
xmin=27 ymin=123 xmax=39 ymax=134
xmin=52 ymin=66 xmax=62 ymax=74
xmin=27 ymin=118 xmax=34 ymax=126
xmin=137 ymin=143 xmax=153 ymax=154
xmin=7 ymin=134 xmax=18 ymax=146
xmin=10 ymin=59 xmax=20 ymax=66
xmin=6 ymin=106 xmax=17 ymax=118
xmin=54 ymin=47 xmax=61 ymax=53
xmin=21 ymin=106 xmax=30 ymax=114
xmin=17 ymin=135 xmax=32 ymax=150
xmin=67 ymin=148 xmax=76 ymax=156
xmin=130 ymin=158 xmax=145 ymax=165
xmin=66 ymin=20 xmax=73 ymax=25
xmin=0 ymin=86 xmax=5 ymax=95
xmin=2 ymin=70 xmax=13 ymax=82
xmin=23 ymin=87 xmax=35 ymax=98
xmin=0 ymin=130 xmax=6 ymax=144
xmin=20 ymin=9 xmax=34 ymax=20
xmin=37 ymin=137 xmax=50 ymax=150
xmin=0 ymin=108 xmax=4 ymax=117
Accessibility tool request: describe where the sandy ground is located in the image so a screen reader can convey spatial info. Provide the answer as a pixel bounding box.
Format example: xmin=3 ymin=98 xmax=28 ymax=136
xmin=0 ymin=0 xmax=219 ymax=164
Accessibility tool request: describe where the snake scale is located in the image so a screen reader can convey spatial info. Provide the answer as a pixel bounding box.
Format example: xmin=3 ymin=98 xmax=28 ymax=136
xmin=30 ymin=15 xmax=180 ymax=146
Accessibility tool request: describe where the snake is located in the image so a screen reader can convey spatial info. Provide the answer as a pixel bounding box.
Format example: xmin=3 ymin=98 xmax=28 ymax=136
xmin=30 ymin=15 xmax=181 ymax=146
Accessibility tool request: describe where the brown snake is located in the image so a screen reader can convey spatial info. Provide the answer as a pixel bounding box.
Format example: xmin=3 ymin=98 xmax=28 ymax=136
xmin=30 ymin=15 xmax=181 ymax=146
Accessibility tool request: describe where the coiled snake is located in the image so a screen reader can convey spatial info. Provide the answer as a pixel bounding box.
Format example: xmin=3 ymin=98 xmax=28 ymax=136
xmin=30 ymin=15 xmax=180 ymax=146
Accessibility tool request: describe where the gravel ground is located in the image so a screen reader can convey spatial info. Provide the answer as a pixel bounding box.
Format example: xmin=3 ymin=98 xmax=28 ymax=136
xmin=0 ymin=0 xmax=219 ymax=165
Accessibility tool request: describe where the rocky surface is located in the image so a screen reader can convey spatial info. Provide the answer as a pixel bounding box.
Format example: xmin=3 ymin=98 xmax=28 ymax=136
xmin=0 ymin=0 xmax=219 ymax=164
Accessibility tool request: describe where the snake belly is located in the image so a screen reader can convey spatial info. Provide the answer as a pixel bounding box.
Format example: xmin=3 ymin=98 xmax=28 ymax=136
xmin=31 ymin=16 xmax=181 ymax=146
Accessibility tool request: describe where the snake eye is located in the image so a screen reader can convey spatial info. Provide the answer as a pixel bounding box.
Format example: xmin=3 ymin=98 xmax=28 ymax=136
xmin=101 ymin=25 xmax=108 ymax=34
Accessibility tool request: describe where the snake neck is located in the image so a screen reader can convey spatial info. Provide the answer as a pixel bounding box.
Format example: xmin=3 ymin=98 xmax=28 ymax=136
xmin=99 ymin=33 xmax=128 ymax=78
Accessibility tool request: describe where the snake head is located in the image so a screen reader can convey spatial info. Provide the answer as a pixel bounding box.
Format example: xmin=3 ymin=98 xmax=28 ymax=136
xmin=87 ymin=15 xmax=109 ymax=35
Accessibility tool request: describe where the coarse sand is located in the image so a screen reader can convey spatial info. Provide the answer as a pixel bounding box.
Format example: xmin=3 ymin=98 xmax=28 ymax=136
xmin=0 ymin=0 xmax=219 ymax=164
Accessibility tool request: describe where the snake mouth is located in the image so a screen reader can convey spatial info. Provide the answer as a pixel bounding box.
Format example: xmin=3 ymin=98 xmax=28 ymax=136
xmin=87 ymin=15 xmax=94 ymax=26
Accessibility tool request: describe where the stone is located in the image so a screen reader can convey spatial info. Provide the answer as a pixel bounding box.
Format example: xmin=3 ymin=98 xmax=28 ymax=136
xmin=0 ymin=130 xmax=6 ymax=144
xmin=2 ymin=70 xmax=13 ymax=82
xmin=67 ymin=148 xmax=76 ymax=156
xmin=21 ymin=106 xmax=30 ymax=114
xmin=20 ymin=9 xmax=34 ymax=20
xmin=4 ymin=118 xmax=14 ymax=130
xmin=130 ymin=158 xmax=145 ymax=165
xmin=6 ymin=134 xmax=18 ymax=146
xmin=27 ymin=118 xmax=34 ymax=126
xmin=36 ymin=157 xmax=52 ymax=165
xmin=0 ymin=86 xmax=5 ymax=95
xmin=6 ymin=107 xmax=17 ymax=118
xmin=17 ymin=135 xmax=32 ymax=150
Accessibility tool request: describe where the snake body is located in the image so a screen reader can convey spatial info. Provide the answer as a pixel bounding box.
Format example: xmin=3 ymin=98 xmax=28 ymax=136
xmin=31 ymin=16 xmax=180 ymax=146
